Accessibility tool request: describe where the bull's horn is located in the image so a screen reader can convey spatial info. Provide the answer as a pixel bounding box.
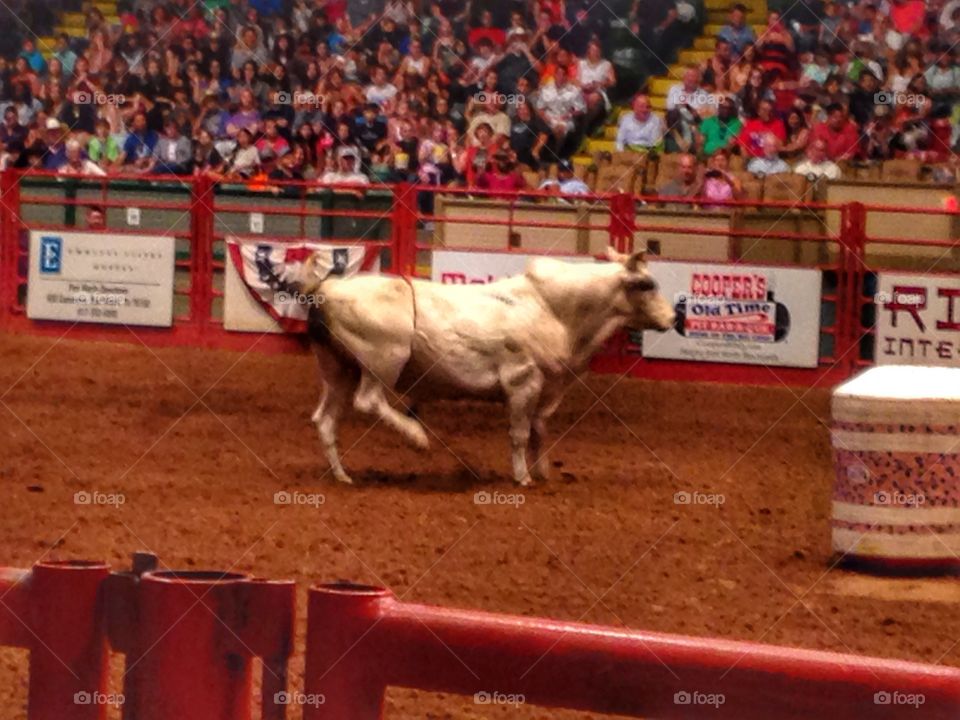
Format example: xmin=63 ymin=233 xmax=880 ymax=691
xmin=625 ymin=250 xmax=646 ymax=272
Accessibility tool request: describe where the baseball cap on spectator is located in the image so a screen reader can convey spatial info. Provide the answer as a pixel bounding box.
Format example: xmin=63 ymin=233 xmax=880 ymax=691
xmin=46 ymin=118 xmax=61 ymax=131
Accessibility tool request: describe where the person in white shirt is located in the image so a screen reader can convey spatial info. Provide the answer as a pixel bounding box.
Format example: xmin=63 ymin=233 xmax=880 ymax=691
xmin=364 ymin=65 xmax=398 ymax=108
xmin=615 ymin=94 xmax=664 ymax=152
xmin=320 ymin=149 xmax=370 ymax=186
xmin=794 ymin=138 xmax=842 ymax=180
xmin=536 ymin=65 xmax=586 ymax=158
xmin=746 ymin=133 xmax=790 ymax=175
xmin=58 ymin=139 xmax=107 ymax=177
xmin=666 ymin=66 xmax=715 ymax=118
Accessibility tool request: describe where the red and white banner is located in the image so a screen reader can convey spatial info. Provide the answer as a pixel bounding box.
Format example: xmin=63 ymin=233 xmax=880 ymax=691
xmin=225 ymin=239 xmax=375 ymax=334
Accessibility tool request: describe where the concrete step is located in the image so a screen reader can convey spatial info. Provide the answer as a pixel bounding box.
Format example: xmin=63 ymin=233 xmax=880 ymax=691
xmin=706 ymin=10 xmax=766 ymax=24
xmin=587 ymin=139 xmax=617 ymax=154
xmin=56 ymin=26 xmax=88 ymax=37
xmin=703 ymin=23 xmax=766 ymax=36
xmin=694 ymin=36 xmax=718 ymax=50
xmin=677 ymin=49 xmax=714 ymax=64
xmin=650 ymin=77 xmax=677 ymax=96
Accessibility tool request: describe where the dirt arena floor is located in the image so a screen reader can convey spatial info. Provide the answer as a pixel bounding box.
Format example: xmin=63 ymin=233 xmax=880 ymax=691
xmin=0 ymin=332 xmax=958 ymax=719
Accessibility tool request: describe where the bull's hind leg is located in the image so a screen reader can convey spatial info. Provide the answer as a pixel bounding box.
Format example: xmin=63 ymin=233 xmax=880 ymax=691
xmin=502 ymin=363 xmax=544 ymax=487
xmin=353 ymin=372 xmax=429 ymax=450
xmin=312 ymin=347 xmax=356 ymax=484
xmin=529 ymin=390 xmax=564 ymax=482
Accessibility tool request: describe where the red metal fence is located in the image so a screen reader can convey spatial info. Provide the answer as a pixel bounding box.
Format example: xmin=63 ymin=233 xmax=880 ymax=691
xmin=0 ymin=169 xmax=956 ymax=385
xmin=1 ymin=556 xmax=957 ymax=720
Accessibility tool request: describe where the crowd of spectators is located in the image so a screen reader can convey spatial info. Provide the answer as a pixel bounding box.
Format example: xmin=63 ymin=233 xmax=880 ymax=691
xmin=648 ymin=0 xmax=960 ymax=201
xmin=0 ymin=0 xmax=635 ymax=193
xmin=0 ymin=0 xmax=956 ymax=200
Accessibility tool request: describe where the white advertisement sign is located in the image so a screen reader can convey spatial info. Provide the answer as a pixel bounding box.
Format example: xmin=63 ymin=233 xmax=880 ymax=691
xmin=642 ymin=261 xmax=823 ymax=368
xmin=27 ymin=231 xmax=175 ymax=327
xmin=875 ymin=272 xmax=960 ymax=366
xmin=430 ymin=250 xmax=587 ymax=284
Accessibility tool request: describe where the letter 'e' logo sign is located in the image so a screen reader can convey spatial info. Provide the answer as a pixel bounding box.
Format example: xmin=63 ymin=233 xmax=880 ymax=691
xmin=40 ymin=236 xmax=62 ymax=274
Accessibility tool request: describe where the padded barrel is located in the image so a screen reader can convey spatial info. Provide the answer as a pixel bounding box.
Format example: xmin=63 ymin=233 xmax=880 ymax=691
xmin=831 ymin=366 xmax=960 ymax=571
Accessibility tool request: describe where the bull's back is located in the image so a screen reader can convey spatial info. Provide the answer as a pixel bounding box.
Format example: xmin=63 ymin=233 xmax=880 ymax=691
xmin=310 ymin=275 xmax=416 ymax=358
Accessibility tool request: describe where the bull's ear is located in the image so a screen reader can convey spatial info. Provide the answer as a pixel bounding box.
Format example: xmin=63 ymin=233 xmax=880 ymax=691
xmin=625 ymin=250 xmax=646 ymax=272
xmin=606 ymin=246 xmax=629 ymax=264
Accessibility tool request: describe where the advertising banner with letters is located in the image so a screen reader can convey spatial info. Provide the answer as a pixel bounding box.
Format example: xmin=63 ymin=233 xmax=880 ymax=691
xmin=27 ymin=231 xmax=175 ymax=326
xmin=642 ymin=261 xmax=823 ymax=368
xmin=430 ymin=250 xmax=588 ymax=284
xmin=875 ymin=273 xmax=960 ymax=367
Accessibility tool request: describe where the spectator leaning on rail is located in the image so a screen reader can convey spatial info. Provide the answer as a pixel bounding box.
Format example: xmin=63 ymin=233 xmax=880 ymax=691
xmin=658 ymin=152 xmax=701 ymax=200
xmin=794 ymin=138 xmax=842 ymax=181
xmin=746 ymin=133 xmax=790 ymax=175
xmin=616 ymin=94 xmax=664 ymax=152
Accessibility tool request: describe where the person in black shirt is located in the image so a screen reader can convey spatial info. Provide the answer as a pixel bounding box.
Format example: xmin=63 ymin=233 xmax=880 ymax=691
xmin=355 ymin=103 xmax=387 ymax=156
xmin=509 ymin=101 xmax=548 ymax=170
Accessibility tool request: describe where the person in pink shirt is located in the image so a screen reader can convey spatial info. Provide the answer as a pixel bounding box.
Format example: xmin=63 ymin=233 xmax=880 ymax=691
xmin=810 ymin=103 xmax=861 ymax=160
xmin=475 ymin=152 xmax=527 ymax=198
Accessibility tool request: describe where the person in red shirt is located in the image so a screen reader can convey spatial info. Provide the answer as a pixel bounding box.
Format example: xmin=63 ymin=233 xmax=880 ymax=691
xmin=475 ymin=152 xmax=527 ymax=197
xmin=810 ymin=103 xmax=861 ymax=160
xmin=737 ymin=99 xmax=786 ymax=157
xmin=889 ymin=0 xmax=925 ymax=35
xmin=468 ymin=9 xmax=506 ymax=49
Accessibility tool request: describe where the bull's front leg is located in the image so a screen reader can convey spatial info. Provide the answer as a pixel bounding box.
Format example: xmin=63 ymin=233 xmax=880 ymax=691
xmin=502 ymin=363 xmax=543 ymax=487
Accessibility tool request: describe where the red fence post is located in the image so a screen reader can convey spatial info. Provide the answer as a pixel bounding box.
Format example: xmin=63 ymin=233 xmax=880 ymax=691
xmin=26 ymin=561 xmax=112 ymax=720
xmin=189 ymin=174 xmax=216 ymax=341
xmin=303 ymin=584 xmax=960 ymax=720
xmin=608 ymin=192 xmax=636 ymax=254
xmin=119 ymin=570 xmax=293 ymax=720
xmin=0 ymin=168 xmax=22 ymax=328
xmin=839 ymin=202 xmax=867 ymax=376
xmin=390 ymin=183 xmax=418 ymax=276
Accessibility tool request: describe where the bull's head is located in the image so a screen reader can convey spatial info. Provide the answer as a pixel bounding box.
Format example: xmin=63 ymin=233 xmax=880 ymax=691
xmin=606 ymin=247 xmax=676 ymax=332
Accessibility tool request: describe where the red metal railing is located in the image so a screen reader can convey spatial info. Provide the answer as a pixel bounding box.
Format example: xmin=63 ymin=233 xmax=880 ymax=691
xmin=304 ymin=582 xmax=960 ymax=720
xmin=1 ymin=556 xmax=957 ymax=720
xmin=0 ymin=169 xmax=955 ymax=384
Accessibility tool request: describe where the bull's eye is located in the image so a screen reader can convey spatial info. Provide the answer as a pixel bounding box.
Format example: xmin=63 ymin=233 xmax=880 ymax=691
xmin=628 ymin=277 xmax=657 ymax=292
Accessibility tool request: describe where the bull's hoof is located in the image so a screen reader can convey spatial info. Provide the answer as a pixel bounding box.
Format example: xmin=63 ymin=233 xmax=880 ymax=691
xmin=531 ymin=462 xmax=552 ymax=482
xmin=409 ymin=426 xmax=430 ymax=450
xmin=516 ymin=475 xmax=534 ymax=488
xmin=333 ymin=470 xmax=354 ymax=485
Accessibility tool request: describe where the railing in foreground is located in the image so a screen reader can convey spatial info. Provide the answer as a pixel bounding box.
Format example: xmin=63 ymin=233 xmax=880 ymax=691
xmin=1 ymin=555 xmax=957 ymax=720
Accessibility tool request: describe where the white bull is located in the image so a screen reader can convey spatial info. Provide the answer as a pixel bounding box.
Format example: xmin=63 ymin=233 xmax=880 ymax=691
xmin=300 ymin=248 xmax=676 ymax=486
